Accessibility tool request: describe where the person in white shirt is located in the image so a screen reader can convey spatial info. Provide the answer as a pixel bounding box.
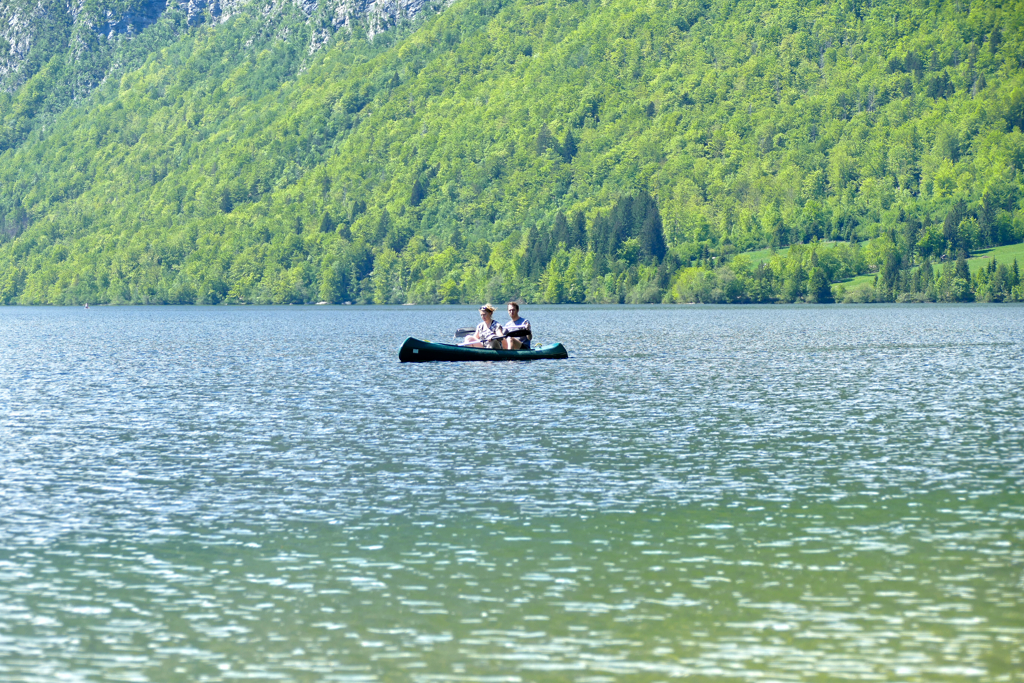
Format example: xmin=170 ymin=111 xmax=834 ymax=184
xmin=463 ymin=304 xmax=504 ymax=348
xmin=502 ymin=302 xmax=532 ymax=350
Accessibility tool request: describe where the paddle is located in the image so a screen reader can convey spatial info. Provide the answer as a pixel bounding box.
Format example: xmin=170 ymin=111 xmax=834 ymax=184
xmin=454 ymin=327 xmax=530 ymax=340
xmin=455 ymin=333 xmax=531 ymax=348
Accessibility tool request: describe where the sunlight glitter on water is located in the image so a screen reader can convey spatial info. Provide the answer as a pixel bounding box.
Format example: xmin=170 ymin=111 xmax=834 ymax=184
xmin=1 ymin=304 xmax=1022 ymax=682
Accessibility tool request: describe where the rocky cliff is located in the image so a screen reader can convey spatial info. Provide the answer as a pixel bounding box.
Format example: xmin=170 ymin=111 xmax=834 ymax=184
xmin=1 ymin=0 xmax=438 ymax=91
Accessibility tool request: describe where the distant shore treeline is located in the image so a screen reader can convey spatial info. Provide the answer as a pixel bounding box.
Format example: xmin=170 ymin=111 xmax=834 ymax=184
xmin=673 ymin=244 xmax=1023 ymax=304
xmin=1 ymin=0 xmax=1023 ymax=304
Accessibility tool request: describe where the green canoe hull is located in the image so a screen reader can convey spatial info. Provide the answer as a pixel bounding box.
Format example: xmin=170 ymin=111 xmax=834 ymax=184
xmin=399 ymin=337 xmax=569 ymax=363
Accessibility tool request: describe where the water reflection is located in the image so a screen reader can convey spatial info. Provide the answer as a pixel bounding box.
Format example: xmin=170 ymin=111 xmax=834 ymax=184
xmin=1 ymin=304 xmax=1022 ymax=681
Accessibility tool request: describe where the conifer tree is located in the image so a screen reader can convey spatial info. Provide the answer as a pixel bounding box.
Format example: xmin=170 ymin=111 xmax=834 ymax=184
xmin=568 ymin=212 xmax=586 ymax=250
xmin=319 ymin=212 xmax=335 ymax=233
xmin=882 ymin=252 xmax=900 ymax=292
xmin=782 ymin=262 xmax=805 ymax=303
xmin=589 ymin=213 xmax=610 ymax=255
xmin=919 ymin=258 xmax=934 ymax=295
xmin=448 ymin=225 xmax=465 ymax=251
xmin=535 ymin=124 xmax=554 ymax=155
xmin=608 ymin=196 xmax=633 ymax=256
xmin=951 ymin=251 xmax=974 ymax=302
xmin=523 ymin=226 xmax=551 ymax=278
xmin=955 ymin=251 xmax=971 ymax=281
xmin=374 ymin=209 xmax=392 ymax=245
xmin=989 ymin=27 xmax=1002 ymax=56
xmin=560 ymin=130 xmax=577 ymax=162
xmin=409 ymin=178 xmax=425 ymax=207
xmin=978 ymin=192 xmax=997 ymax=246
xmin=943 ymin=200 xmax=968 ymax=251
xmin=551 ymin=211 xmax=569 ymax=248
xmin=807 ymin=267 xmax=833 ymax=303
xmin=637 ymin=201 xmax=666 ymax=264
xmin=349 ymin=200 xmax=367 ymax=225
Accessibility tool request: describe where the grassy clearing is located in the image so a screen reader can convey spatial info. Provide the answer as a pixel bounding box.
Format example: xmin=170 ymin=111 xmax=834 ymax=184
xmin=741 ymin=241 xmax=1024 ymax=284
xmin=740 ymin=241 xmax=854 ymax=267
xmin=836 ymin=243 xmax=1024 ymax=290
xmin=967 ymin=243 xmax=1024 ymax=275
xmin=741 ymin=247 xmax=788 ymax=266
xmin=838 ymin=273 xmax=876 ymax=288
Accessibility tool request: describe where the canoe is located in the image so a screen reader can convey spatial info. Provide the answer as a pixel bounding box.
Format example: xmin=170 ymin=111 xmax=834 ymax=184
xmin=399 ymin=337 xmax=569 ymax=363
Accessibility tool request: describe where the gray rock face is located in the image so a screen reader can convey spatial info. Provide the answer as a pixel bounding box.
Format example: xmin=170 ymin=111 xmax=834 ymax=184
xmin=1 ymin=1 xmax=49 ymax=81
xmin=94 ymin=0 xmax=169 ymax=36
xmin=1 ymin=0 xmax=444 ymax=90
xmin=99 ymin=0 xmax=436 ymax=35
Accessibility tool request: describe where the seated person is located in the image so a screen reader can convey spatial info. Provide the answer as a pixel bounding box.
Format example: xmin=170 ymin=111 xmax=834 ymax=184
xmin=502 ymin=302 xmax=532 ymax=350
xmin=462 ymin=304 xmax=504 ymax=348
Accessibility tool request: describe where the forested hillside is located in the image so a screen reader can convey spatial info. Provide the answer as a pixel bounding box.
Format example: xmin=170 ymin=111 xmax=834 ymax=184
xmin=1 ymin=0 xmax=1023 ymax=305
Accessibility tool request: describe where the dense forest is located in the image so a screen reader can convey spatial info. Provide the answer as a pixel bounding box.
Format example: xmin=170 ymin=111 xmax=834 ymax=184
xmin=1 ymin=0 xmax=1023 ymax=305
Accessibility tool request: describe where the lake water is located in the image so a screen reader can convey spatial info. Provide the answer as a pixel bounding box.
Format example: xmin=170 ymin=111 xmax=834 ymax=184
xmin=1 ymin=304 xmax=1022 ymax=682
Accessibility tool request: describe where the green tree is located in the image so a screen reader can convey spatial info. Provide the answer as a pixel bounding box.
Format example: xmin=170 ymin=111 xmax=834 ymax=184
xmin=560 ymin=129 xmax=577 ymax=162
xmin=535 ymin=123 xmax=555 ymax=155
xmin=409 ymin=178 xmax=426 ymax=207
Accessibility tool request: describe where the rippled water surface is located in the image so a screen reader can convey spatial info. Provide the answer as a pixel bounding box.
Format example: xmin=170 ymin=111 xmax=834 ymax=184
xmin=1 ymin=304 xmax=1023 ymax=682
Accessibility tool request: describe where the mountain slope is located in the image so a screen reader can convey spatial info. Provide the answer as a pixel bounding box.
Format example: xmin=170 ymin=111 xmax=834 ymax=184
xmin=1 ymin=0 xmax=1023 ymax=305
